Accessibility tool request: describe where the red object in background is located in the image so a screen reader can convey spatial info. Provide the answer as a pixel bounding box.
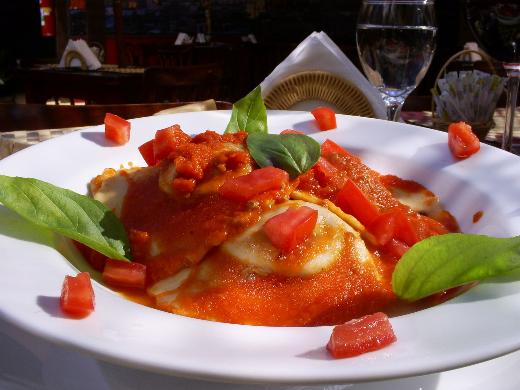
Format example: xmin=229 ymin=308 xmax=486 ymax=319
xmin=105 ymin=37 xmax=118 ymax=65
xmin=69 ymin=0 xmax=86 ymax=10
xmin=39 ymin=0 xmax=55 ymax=37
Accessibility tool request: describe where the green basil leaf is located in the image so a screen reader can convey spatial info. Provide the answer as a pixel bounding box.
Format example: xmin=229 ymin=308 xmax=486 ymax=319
xmin=392 ymin=233 xmax=520 ymax=301
xmin=247 ymin=133 xmax=320 ymax=179
xmin=225 ymin=85 xmax=268 ymax=134
xmin=0 ymin=175 xmax=131 ymax=261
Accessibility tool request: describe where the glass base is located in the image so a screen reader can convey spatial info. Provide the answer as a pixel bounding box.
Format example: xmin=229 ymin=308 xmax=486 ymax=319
xmin=380 ymin=92 xmax=409 ymax=122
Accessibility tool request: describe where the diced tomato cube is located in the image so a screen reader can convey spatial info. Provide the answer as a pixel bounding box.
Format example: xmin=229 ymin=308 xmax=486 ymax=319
xmin=327 ymin=312 xmax=396 ymax=358
xmin=102 ymin=259 xmax=147 ymax=289
xmin=335 ymin=180 xmax=380 ymax=226
xmin=219 ymin=167 xmax=289 ymax=202
xmin=311 ymin=107 xmax=337 ymax=131
xmin=369 ymin=209 xmax=419 ymax=247
xmin=280 ymin=129 xmax=305 ymax=135
xmin=153 ymin=125 xmax=191 ymax=162
xmin=394 ymin=213 xmax=420 ymax=247
xmin=138 ymin=139 xmax=156 ymax=166
xmin=415 ymin=214 xmax=450 ymax=239
xmin=60 ymin=272 xmax=95 ymax=318
xmin=313 ymin=157 xmax=338 ymax=186
xmin=104 ymin=113 xmax=131 ymax=145
xmin=263 ymin=206 xmax=318 ymax=253
xmin=321 ymin=139 xmax=350 ymax=157
xmin=369 ymin=211 xmax=399 ymax=246
xmin=382 ymin=238 xmax=410 ymax=260
xmin=448 ymin=122 xmax=480 ymax=159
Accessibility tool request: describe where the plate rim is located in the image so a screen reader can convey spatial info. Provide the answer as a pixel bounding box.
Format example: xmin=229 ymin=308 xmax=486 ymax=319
xmin=1 ymin=110 xmax=520 ymax=384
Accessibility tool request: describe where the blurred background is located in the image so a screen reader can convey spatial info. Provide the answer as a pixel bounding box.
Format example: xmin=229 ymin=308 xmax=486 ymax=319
xmin=0 ymin=0 xmax=478 ymax=105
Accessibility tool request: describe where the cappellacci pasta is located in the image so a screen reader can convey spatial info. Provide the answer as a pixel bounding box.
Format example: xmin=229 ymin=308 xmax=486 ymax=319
xmin=88 ymin=125 xmax=458 ymax=326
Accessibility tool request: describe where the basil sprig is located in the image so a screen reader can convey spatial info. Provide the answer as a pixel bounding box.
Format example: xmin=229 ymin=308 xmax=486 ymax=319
xmin=392 ymin=233 xmax=520 ymax=301
xmin=0 ymin=175 xmax=131 ymax=261
xmin=225 ymin=85 xmax=268 ymax=134
xmin=246 ymin=133 xmax=320 ymax=179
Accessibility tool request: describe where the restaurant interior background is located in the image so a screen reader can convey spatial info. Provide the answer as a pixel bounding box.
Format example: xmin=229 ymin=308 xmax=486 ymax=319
xmin=0 ymin=0 xmax=476 ymax=105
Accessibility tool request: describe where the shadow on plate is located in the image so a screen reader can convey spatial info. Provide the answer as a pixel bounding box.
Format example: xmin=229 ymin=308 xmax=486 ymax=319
xmin=80 ymin=132 xmax=116 ymax=147
xmin=36 ymin=296 xmax=67 ymax=319
xmin=0 ymin=207 xmax=55 ymax=247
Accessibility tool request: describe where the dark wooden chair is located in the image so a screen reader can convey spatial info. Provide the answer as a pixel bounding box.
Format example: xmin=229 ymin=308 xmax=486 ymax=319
xmin=143 ymin=64 xmax=224 ymax=103
xmin=0 ymin=102 xmax=232 ymax=132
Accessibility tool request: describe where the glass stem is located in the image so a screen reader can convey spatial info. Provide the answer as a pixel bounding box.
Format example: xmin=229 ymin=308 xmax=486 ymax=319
xmin=502 ymin=71 xmax=520 ymax=152
xmin=386 ymin=102 xmax=403 ymax=122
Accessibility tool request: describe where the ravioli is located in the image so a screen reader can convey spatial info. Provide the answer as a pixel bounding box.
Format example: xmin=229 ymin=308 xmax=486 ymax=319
xmin=147 ymin=201 xmax=388 ymax=326
xmin=88 ymin=128 xmax=458 ymax=326
xmin=221 ymin=200 xmax=376 ymax=277
xmin=90 ymin=167 xmax=157 ymax=217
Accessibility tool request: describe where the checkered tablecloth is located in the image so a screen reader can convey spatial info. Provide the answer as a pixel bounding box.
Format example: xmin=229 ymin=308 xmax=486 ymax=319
xmin=0 ymin=127 xmax=85 ymax=159
xmin=0 ymin=100 xmax=218 ymax=160
xmin=3 ymin=106 xmax=519 ymax=160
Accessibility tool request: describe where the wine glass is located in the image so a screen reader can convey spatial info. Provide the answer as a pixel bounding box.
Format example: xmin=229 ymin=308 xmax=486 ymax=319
xmin=356 ymin=0 xmax=437 ymax=121
xmin=465 ymin=1 xmax=520 ymax=152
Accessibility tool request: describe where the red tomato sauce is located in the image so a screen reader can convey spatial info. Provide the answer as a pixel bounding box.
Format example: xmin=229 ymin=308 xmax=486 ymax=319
xmin=158 ymin=238 xmax=395 ymax=326
xmin=89 ymin=131 xmax=462 ymax=326
xmin=299 ymin=150 xmax=401 ymax=211
xmin=119 ymin=132 xmax=284 ymax=285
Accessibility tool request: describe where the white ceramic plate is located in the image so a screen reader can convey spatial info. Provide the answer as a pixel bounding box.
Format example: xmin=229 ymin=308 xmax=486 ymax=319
xmin=1 ymin=111 xmax=520 ymax=385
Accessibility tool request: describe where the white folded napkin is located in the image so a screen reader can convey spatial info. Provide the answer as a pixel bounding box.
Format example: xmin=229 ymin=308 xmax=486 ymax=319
xmin=58 ymin=39 xmax=102 ymax=70
xmin=175 ymin=32 xmax=193 ymax=46
xmin=195 ymin=33 xmax=206 ymax=44
xmin=260 ymin=31 xmax=386 ymax=119
xmin=241 ymin=34 xmax=258 ymax=44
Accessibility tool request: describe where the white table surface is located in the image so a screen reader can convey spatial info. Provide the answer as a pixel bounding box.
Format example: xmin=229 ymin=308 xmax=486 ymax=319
xmin=1 ymin=317 xmax=519 ymax=390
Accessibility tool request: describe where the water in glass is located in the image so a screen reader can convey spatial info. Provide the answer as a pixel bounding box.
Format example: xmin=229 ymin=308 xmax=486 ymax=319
xmin=356 ymin=1 xmax=437 ymax=121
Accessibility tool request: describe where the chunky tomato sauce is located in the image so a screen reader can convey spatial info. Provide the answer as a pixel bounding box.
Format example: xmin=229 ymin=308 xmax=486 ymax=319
xmin=164 ymin=242 xmax=394 ymax=326
xmin=89 ymin=130 xmax=460 ymax=326
xmin=119 ymin=132 xmax=290 ymax=284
